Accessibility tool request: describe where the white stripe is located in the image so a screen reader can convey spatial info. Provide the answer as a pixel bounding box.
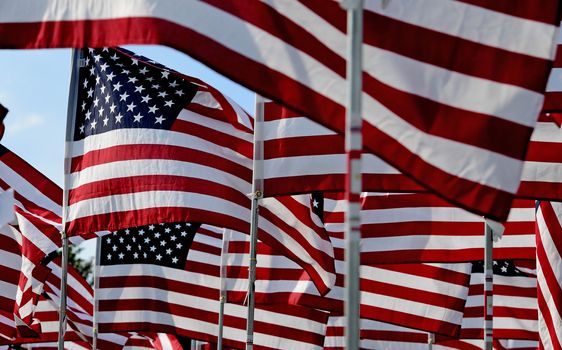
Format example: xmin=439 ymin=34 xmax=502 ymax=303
xmin=178 ymin=109 xmax=253 ymax=143
xmin=67 ymin=157 xmax=251 ymax=192
xmin=360 ymin=207 xmax=482 ymax=224
xmin=15 ymin=211 xmax=59 ymax=254
xmin=67 ymin=190 xmax=249 ymax=223
xmin=263 ymin=116 xmax=336 ymax=140
xmin=68 ymin=127 xmax=252 ymax=168
xmin=364 ymin=0 xmax=557 ymax=60
xmin=529 ymin=122 xmax=562 ymax=143
xmin=521 ymin=162 xmax=562 ymax=183
xmin=546 ymin=67 xmax=562 ymax=92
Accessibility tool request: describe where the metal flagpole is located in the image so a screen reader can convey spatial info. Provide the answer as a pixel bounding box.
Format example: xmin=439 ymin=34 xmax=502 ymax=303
xmin=245 ymin=94 xmax=264 ymax=350
xmin=484 ymin=222 xmax=494 ymax=350
xmin=218 ymin=228 xmax=231 ymax=349
xmin=340 ymin=0 xmax=363 ymax=349
xmin=92 ymin=236 xmax=101 ymax=350
xmin=428 ymin=333 xmax=434 ymax=350
xmin=58 ymin=48 xmax=82 ymax=350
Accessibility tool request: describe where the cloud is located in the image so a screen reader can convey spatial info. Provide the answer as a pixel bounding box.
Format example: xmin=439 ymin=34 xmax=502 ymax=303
xmin=6 ymin=113 xmax=46 ymax=133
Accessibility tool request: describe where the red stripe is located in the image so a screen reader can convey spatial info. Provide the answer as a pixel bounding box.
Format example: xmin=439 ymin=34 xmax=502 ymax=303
xmin=68 ymin=175 xmax=249 ymax=206
xmin=518 ymin=181 xmax=562 ymax=201
xmin=543 ymin=91 xmax=562 ymax=112
xmin=70 ymin=144 xmax=251 ymax=184
xmin=376 ymin=264 xmax=470 ymax=286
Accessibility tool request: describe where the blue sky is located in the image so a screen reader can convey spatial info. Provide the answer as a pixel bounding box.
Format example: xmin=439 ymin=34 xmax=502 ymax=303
xmin=0 ymin=45 xmax=255 ymax=259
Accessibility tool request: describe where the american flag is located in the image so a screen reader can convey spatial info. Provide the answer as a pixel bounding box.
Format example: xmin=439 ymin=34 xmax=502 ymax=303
xmin=2 ymin=1 xmax=559 ymax=220
xmin=0 ymin=144 xmax=62 ymax=328
xmin=535 ymin=201 xmax=562 ymax=350
xmin=328 ymin=193 xmax=536 ymax=264
xmin=96 ymin=223 xmax=329 ymax=349
xmin=460 ymin=261 xmax=538 ymax=340
xmin=66 ymin=47 xmax=335 ymax=294
xmin=260 ymin=100 xmax=422 ymax=196
xmin=224 ymin=229 xmax=472 ymax=337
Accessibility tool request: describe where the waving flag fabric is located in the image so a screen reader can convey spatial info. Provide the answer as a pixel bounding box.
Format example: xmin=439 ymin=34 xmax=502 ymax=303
xmin=1 ymin=0 xmax=560 ymax=220
xmin=96 ymin=223 xmax=329 ymax=349
xmin=0 ymin=145 xmax=62 ymax=328
xmin=535 ymin=201 xmax=562 ymax=350
xmin=225 ymin=229 xmax=472 ymax=337
xmin=327 ymin=193 xmax=536 ymax=264
xmin=261 ymin=100 xmax=421 ymax=196
xmin=66 ymin=47 xmax=335 ymax=293
xmin=460 ymin=261 xmax=538 ymax=340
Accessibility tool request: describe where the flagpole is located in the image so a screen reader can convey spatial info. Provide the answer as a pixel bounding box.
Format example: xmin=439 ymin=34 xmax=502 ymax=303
xmin=428 ymin=333 xmax=434 ymax=350
xmin=218 ymin=228 xmax=230 ymax=350
xmin=92 ymin=236 xmax=101 ymax=350
xmin=484 ymin=222 xmax=494 ymax=350
xmin=58 ymin=48 xmax=82 ymax=350
xmin=246 ymin=94 xmax=264 ymax=350
xmin=341 ymin=1 xmax=363 ymax=349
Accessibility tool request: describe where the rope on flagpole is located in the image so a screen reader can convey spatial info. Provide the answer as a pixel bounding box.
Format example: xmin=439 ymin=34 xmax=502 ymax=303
xmin=218 ymin=228 xmax=231 ymax=349
xmin=245 ymin=94 xmax=264 ymax=350
xmin=58 ymin=48 xmax=82 ymax=350
xmin=340 ymin=0 xmax=363 ymax=349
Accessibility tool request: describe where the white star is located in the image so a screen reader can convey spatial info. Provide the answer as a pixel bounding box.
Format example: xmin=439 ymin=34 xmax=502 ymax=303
xmin=95 ymin=75 xmax=101 ymax=85
xmin=146 ymin=76 xmax=154 ymax=82
xmin=148 ymin=105 xmax=159 ymax=114
xmin=120 ymin=92 xmax=129 ymax=102
xmin=175 ymin=90 xmax=184 ymax=97
xmin=135 ymin=85 xmax=145 ymax=93
xmin=131 ymin=58 xmax=139 ymax=65
xmin=81 ymin=101 xmax=86 ymax=111
xmin=161 ymin=70 xmax=170 ymax=79
xmin=139 ymin=67 xmax=149 ymax=74
xmin=93 ymin=54 xmax=102 ymax=62
xmin=501 ymin=266 xmax=507 ymax=273
xmin=93 ymin=97 xmax=99 ymax=107
xmin=170 ymin=80 xmax=178 ymax=88
xmin=121 ymin=69 xmax=130 ymax=75
xmin=141 ymin=95 xmax=152 ymax=104
xmin=493 ymin=261 xmax=498 ymax=265
xmin=164 ymin=100 xmax=174 ymax=107
xmin=180 ymin=231 xmax=187 ymax=237
xmin=143 ymin=252 xmax=148 ymax=258
xmin=132 ymin=237 xmax=136 ymax=243
xmin=104 ymin=94 xmax=110 ymax=103
xmin=172 ymin=257 xmax=178 ymax=264
xmin=156 ymin=254 xmax=162 ymax=261
xmin=133 ymin=252 xmax=139 ymax=259
xmin=84 ymin=110 xmax=92 ymax=120
xmin=312 ymin=199 xmax=319 ymax=208
xmin=89 ymin=67 xmax=96 ymax=76
xmin=82 ymin=79 xmax=88 ymax=89
xmin=109 ymin=103 xmax=117 ymax=113
xmin=165 ymin=227 xmax=171 ymax=233
xmin=115 ymin=113 xmax=124 ymax=123
xmin=107 ymin=253 xmax=112 ymax=260
xmin=87 ymin=88 xmax=94 ymax=97
xmin=79 ymin=125 xmax=85 ymax=134
xmin=106 ymin=72 xmax=116 ymax=81
xmin=110 ymin=53 xmax=119 ymax=60
xmin=128 ymin=76 xmax=138 ymax=84
xmin=144 ymin=238 xmax=151 ymax=244
xmin=148 ymin=225 xmax=155 ymax=230
xmin=106 ymin=237 xmax=111 ymax=244
xmin=170 ymin=235 xmax=177 ymax=241
xmin=176 ymin=243 xmax=183 ymax=249
xmin=151 ymin=83 xmax=160 ymax=90
xmin=175 ymin=224 xmax=181 ymax=229
xmin=126 ymin=102 xmax=137 ymax=112
xmin=84 ymin=57 xmax=90 ymax=66
xmin=154 ymin=115 xmax=165 ymax=124
xmin=166 ymin=248 xmax=172 ymax=255
xmin=138 ymin=229 xmax=145 ymax=235
xmin=113 ymin=82 xmax=123 ymax=91
xmin=133 ymin=113 xmax=143 ymax=122
xmin=98 ymin=106 xmax=104 ymax=116
xmin=119 ymin=237 xmax=124 ymax=243
xmin=125 ymin=229 xmax=130 ymax=234
xmin=160 ymin=240 xmax=167 ymax=246
xmin=100 ymin=62 xmax=109 ymax=72
xmin=90 ymin=120 xmax=97 ymax=130
xmin=125 ymin=244 xmax=132 ymax=251
xmin=103 ymin=117 xmax=109 ymax=126
xmin=118 ymin=253 xmax=124 ymax=259
xmin=155 ymin=232 xmax=161 ymax=239
xmin=158 ymin=91 xmax=168 ymax=98
xmin=150 ymin=246 xmax=156 ymax=252
xmin=100 ymin=86 xmax=107 ymax=95
xmin=112 ymin=245 xmax=118 ymax=252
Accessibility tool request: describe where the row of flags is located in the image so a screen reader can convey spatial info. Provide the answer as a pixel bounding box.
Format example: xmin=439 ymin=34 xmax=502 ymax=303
xmin=0 ymin=1 xmax=562 ymax=348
